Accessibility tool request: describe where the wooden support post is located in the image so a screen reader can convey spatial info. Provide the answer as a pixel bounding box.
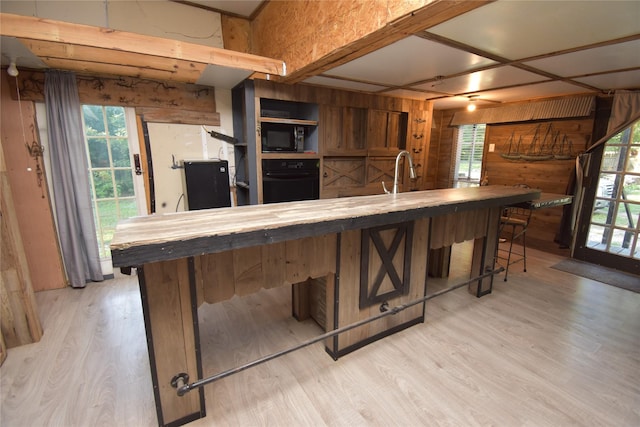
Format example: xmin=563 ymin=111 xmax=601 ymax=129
xmin=469 ymin=207 xmax=501 ymax=297
xmin=139 ymin=258 xmax=205 ymax=426
xmin=292 ymin=280 xmax=311 ymax=321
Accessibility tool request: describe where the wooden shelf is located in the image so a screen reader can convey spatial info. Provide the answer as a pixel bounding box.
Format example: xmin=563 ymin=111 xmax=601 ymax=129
xmin=259 ymin=117 xmax=318 ymax=126
xmin=261 ymin=152 xmax=321 ymax=159
xmin=323 ymin=150 xmax=368 ymax=157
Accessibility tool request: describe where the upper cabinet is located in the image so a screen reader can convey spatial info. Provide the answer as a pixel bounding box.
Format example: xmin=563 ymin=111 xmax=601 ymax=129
xmin=321 ymin=105 xmax=367 ymax=156
xmin=322 ymin=106 xmax=408 ymax=156
xmin=367 ymin=110 xmax=408 ymax=155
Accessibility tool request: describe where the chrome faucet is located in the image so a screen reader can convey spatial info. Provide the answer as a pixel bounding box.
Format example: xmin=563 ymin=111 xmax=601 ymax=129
xmin=382 ymin=150 xmax=417 ymax=194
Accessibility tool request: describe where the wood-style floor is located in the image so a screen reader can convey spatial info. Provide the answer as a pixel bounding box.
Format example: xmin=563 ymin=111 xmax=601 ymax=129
xmin=2 ymin=243 xmax=639 ymax=426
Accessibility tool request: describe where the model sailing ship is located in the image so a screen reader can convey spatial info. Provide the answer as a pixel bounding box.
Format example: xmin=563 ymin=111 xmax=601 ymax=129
xmin=501 ymin=123 xmax=575 ymax=161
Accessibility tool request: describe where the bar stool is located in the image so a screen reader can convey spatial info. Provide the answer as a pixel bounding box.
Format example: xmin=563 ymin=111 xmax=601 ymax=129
xmin=497 ymin=206 xmax=532 ymax=281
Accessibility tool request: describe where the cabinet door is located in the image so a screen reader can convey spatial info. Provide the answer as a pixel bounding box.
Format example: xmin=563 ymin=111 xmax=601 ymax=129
xmin=323 ymin=157 xmax=366 ymax=188
xmin=320 ymin=105 xmax=344 ymax=154
xmin=366 ymin=157 xmax=396 ymax=187
xmin=367 ymin=110 xmax=408 ymax=155
xmin=322 ymin=106 xmax=367 ymax=155
xmin=344 ymin=107 xmax=367 ymax=152
xmin=367 ymin=109 xmax=389 ymax=150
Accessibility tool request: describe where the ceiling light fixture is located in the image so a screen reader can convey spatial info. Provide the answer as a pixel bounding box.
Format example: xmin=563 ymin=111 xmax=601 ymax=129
xmin=7 ymin=60 xmax=19 ymax=77
xmin=466 ymin=96 xmax=478 ymax=112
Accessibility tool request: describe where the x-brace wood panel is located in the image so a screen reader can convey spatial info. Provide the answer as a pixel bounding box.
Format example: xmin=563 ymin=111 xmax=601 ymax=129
xmin=323 ymin=159 xmax=365 ymax=187
xmin=366 ymin=158 xmax=395 ymax=185
xmin=359 ymin=222 xmax=413 ymax=309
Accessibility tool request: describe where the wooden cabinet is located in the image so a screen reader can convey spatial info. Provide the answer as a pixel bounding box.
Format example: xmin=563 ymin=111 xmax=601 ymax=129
xmin=321 ymin=105 xmax=367 ymax=156
xmin=234 ymin=80 xmax=431 ymax=201
xmin=367 ymin=109 xmax=408 ymax=155
xmin=322 ymin=157 xmax=366 ymax=198
xmin=321 ymin=106 xmax=414 ymax=197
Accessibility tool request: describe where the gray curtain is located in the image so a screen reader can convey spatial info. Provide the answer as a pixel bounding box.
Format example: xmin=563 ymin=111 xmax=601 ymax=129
xmin=44 ymin=70 xmax=103 ymax=288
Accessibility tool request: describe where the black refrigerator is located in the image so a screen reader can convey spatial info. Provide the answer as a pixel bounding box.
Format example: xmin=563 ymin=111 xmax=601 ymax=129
xmin=183 ymin=160 xmax=232 ymax=210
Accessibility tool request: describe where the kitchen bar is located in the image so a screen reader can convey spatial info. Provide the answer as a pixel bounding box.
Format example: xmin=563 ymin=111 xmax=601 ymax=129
xmin=111 ymin=185 xmax=540 ymax=427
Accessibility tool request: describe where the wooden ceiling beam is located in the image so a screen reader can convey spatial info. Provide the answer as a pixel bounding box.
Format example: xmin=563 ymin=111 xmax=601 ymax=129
xmin=0 ymin=12 xmax=285 ymax=76
xmin=20 ymin=39 xmax=205 ymax=83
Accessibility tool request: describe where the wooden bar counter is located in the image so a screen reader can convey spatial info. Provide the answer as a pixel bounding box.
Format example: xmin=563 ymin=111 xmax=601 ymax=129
xmin=111 ymin=185 xmax=540 ymax=427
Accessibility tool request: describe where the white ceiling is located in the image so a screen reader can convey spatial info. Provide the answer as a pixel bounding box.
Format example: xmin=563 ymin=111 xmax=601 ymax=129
xmin=2 ymin=0 xmax=639 ymax=110
xmin=301 ymin=1 xmax=640 ymax=109
xmin=188 ymin=0 xmax=640 ymax=110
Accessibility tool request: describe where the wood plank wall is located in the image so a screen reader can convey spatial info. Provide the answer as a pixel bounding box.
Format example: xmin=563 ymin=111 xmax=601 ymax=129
xmin=1 ymin=136 xmax=43 ymax=358
xmin=484 ymin=118 xmax=593 ymax=254
xmin=431 ymin=108 xmax=595 ymax=255
xmin=1 ymin=73 xmax=66 ymax=292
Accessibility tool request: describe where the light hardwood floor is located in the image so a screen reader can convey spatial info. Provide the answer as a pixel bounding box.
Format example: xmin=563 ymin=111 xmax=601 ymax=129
xmin=1 ymin=243 xmax=639 ymax=426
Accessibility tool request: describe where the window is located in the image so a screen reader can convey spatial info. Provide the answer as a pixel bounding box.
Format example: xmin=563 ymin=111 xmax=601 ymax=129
xmin=453 ymin=124 xmax=486 ymax=187
xmin=82 ymin=105 xmax=138 ymax=259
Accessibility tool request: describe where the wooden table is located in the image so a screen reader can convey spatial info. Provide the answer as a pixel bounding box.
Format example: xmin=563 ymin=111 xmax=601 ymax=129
xmin=513 ymin=192 xmax=573 ymax=210
xmin=111 ymin=185 xmax=540 ymax=427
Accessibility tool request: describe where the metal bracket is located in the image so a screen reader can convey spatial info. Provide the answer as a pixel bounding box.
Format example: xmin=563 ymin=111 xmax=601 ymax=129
xmin=170 ymin=372 xmax=190 ymax=396
xmin=207 ymin=130 xmax=238 ymax=145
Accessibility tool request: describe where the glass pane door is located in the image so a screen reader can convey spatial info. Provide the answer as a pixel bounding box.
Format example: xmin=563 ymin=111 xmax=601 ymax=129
xmin=82 ymin=105 xmax=146 ymax=272
xmin=583 ymin=119 xmax=640 ymax=264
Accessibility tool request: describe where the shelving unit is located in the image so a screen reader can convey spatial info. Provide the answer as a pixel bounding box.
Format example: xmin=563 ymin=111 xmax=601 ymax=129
xmin=259 ymin=117 xmax=318 ymax=126
xmin=232 ymin=81 xmax=320 ymax=205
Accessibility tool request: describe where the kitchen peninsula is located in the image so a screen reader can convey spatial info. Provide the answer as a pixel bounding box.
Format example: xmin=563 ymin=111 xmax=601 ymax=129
xmin=111 ymin=185 xmax=540 ymax=427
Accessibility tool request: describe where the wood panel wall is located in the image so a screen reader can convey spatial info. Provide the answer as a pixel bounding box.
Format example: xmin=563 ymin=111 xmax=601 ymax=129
xmin=9 ymin=70 xmax=220 ymax=125
xmin=1 ymin=73 xmax=66 ymax=292
xmin=1 ymin=139 xmax=43 ymax=360
xmin=431 ymin=109 xmax=455 ymax=189
xmin=484 ymin=118 xmax=592 ymax=254
xmin=431 ymin=106 xmax=595 ymax=255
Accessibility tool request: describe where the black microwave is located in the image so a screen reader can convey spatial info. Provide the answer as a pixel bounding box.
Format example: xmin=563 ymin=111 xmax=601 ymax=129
xmin=261 ymin=123 xmax=304 ymax=152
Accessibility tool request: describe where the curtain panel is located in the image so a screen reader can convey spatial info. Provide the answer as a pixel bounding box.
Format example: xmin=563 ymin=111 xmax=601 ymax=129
xmin=44 ymin=70 xmax=103 ymax=288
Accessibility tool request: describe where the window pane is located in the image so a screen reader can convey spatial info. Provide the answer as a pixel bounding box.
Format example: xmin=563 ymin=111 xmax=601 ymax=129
xmin=455 ymin=124 xmax=485 ymax=184
xmin=111 ymin=138 xmax=131 ymax=167
xmin=83 ymin=105 xmax=106 ymax=136
xmin=106 ymin=106 xmax=127 ymax=137
xmin=115 ymin=169 xmax=134 ymax=197
xmin=601 ymin=144 xmax=626 ymax=171
xmin=93 ymin=170 xmax=114 ymax=198
xmin=88 ymin=137 xmax=109 ymax=168
xmin=96 ymin=199 xmax=118 ymax=257
xmin=586 ymin=224 xmax=606 ymax=249
xmin=610 ymin=228 xmax=632 ymax=256
xmin=613 ymin=202 xmax=636 ymax=229
xmin=118 ymin=198 xmax=138 ymax=219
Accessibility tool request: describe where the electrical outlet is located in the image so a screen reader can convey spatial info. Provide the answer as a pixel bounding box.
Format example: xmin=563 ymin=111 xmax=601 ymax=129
xmin=489 ymin=143 xmax=495 ymax=152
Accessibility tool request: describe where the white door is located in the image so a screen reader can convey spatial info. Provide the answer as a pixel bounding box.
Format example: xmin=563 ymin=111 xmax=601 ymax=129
xmin=80 ymin=105 xmax=148 ymax=275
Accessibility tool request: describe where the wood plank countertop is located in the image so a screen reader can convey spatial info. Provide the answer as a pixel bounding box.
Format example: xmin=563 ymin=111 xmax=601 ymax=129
xmin=111 ymin=185 xmax=540 ymax=267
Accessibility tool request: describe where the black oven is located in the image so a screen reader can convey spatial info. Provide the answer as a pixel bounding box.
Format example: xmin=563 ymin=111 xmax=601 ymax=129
xmin=262 ymin=159 xmax=319 ymax=204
